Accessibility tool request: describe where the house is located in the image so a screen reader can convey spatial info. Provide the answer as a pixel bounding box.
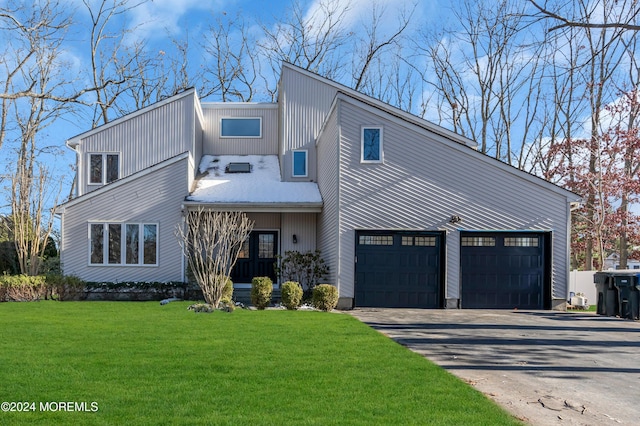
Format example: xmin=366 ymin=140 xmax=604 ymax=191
xmin=602 ymin=253 xmax=640 ymax=270
xmin=57 ymin=62 xmax=581 ymax=310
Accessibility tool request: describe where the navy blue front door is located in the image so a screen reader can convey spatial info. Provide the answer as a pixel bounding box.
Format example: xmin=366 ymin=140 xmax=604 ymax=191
xmin=231 ymin=231 xmax=278 ymax=284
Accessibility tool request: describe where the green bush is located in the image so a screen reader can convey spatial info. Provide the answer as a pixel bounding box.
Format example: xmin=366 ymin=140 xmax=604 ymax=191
xmin=250 ymin=276 xmax=273 ymax=310
xmin=281 ymin=281 xmax=303 ymax=310
xmin=0 ymin=274 xmax=47 ymax=302
xmin=312 ymin=284 xmax=339 ymax=311
xmin=221 ymin=275 xmax=233 ymax=303
xmin=46 ymin=274 xmax=86 ymax=301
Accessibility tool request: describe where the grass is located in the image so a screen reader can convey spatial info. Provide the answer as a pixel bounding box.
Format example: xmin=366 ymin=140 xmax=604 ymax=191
xmin=0 ymin=302 xmax=520 ymax=425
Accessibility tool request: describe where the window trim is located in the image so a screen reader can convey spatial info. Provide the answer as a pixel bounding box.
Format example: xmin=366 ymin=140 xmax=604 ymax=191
xmin=360 ymin=126 xmax=383 ymax=163
xmin=292 ymin=149 xmax=308 ymax=177
xmin=88 ymin=222 xmax=158 ymax=267
xmin=88 ymin=152 xmax=120 ymax=185
xmin=220 ymin=117 xmax=262 ymax=138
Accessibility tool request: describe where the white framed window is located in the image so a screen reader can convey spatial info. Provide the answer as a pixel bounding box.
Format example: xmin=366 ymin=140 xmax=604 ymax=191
xmin=89 ymin=153 xmax=119 ymax=185
xmin=292 ymin=150 xmax=308 ymax=177
xmin=89 ymin=222 xmax=157 ymax=266
xmin=361 ymin=126 xmax=383 ymax=163
xmin=220 ymin=117 xmax=262 ymax=138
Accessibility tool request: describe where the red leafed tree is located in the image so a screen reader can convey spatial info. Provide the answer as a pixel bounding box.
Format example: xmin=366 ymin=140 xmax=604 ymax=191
xmin=544 ymin=90 xmax=640 ymax=270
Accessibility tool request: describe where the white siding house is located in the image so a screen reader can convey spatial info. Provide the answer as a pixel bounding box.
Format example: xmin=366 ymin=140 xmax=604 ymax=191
xmin=58 ymin=63 xmax=580 ymax=310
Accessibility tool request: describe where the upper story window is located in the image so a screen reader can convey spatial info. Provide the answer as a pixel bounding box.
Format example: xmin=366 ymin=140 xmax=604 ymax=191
xmin=89 ymin=153 xmax=119 ymax=185
xmin=361 ymin=126 xmax=383 ymax=163
xmin=292 ymin=150 xmax=308 ymax=177
xmin=220 ymin=117 xmax=262 ymax=138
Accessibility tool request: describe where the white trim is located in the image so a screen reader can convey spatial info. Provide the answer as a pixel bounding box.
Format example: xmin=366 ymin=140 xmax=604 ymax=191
xmin=87 ymin=222 xmax=159 ymax=267
xmin=360 ymin=126 xmax=384 ymax=164
xmin=182 ymin=201 xmax=322 ymax=213
xmin=292 ymin=149 xmax=308 ymax=177
xmin=87 ymin=152 xmax=120 ymax=186
xmin=202 ymin=102 xmax=278 ymax=109
xmin=220 ymin=117 xmax=262 ymax=138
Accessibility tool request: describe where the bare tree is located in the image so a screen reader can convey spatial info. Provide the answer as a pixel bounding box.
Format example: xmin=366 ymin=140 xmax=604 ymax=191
xmin=418 ymin=0 xmax=544 ymax=164
xmin=175 ymin=209 xmax=254 ymax=307
xmin=201 ymin=14 xmax=258 ymax=102
xmin=529 ymin=0 xmax=640 ymax=32
xmin=258 ymin=0 xmax=352 ymax=99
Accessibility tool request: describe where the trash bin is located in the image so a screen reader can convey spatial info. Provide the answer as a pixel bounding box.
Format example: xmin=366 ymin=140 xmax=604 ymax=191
xmin=614 ymin=275 xmax=640 ymax=320
xmin=594 ymin=271 xmax=640 ymax=319
xmin=594 ymin=272 xmax=617 ymax=316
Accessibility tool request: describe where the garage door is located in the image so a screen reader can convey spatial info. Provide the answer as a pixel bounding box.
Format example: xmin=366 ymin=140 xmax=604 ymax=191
xmin=355 ymin=231 xmax=444 ymax=308
xmin=460 ymin=232 xmax=550 ymax=309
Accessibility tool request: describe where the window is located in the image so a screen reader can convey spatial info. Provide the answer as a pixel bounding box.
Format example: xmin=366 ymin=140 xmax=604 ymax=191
xmin=220 ymin=117 xmax=261 ymax=138
xmin=89 ymin=153 xmax=119 ymax=185
xmin=258 ymin=234 xmax=275 ymax=258
xmin=89 ymin=223 xmax=157 ymax=266
xmin=361 ymin=126 xmax=383 ymax=163
xmin=359 ymin=235 xmax=393 ymax=245
xmin=402 ymin=235 xmax=437 ymax=246
xmin=292 ymin=150 xmax=308 ymax=177
xmin=504 ymin=237 xmax=539 ymax=247
xmin=461 ymin=236 xmax=496 ymax=247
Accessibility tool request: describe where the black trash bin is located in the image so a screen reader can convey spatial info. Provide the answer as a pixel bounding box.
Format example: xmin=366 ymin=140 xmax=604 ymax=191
xmin=594 ymin=271 xmax=617 ymax=316
xmin=613 ymin=274 xmax=640 ymax=320
xmin=594 ymin=270 xmax=640 ymax=319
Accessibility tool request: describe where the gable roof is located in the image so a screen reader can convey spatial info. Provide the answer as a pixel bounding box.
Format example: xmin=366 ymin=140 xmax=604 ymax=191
xmin=284 ymin=63 xmax=580 ymax=203
xmin=65 ymin=88 xmax=198 ymax=148
xmin=56 ymin=152 xmax=191 ymax=214
xmin=281 ymin=62 xmax=478 ymax=149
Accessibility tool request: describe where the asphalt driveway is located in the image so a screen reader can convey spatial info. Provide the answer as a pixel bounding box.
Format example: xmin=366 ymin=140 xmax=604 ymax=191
xmin=349 ymin=309 xmax=640 ymax=425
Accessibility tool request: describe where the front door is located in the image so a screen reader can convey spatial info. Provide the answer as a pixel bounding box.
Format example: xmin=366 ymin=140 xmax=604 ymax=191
xmin=231 ymin=231 xmax=278 ymax=284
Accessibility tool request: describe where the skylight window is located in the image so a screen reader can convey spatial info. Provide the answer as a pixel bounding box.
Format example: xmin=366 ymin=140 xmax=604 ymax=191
xmin=225 ymin=162 xmax=252 ymax=173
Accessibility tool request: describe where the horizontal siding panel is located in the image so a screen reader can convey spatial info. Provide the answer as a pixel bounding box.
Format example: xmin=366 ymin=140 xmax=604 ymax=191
xmin=61 ymin=157 xmax=190 ymax=283
xmin=201 ymin=106 xmax=278 ymax=155
xmin=337 ymin=99 xmax=570 ymax=301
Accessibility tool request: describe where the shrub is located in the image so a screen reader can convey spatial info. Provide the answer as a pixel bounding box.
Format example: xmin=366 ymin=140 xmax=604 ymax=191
xmin=0 ymin=274 xmax=47 ymax=302
xmin=46 ymin=274 xmax=86 ymax=301
xmin=274 ymin=250 xmax=328 ymax=291
xmin=312 ymin=284 xmax=339 ymax=311
xmin=220 ymin=275 xmax=233 ymax=303
xmin=251 ymin=276 xmax=273 ymax=309
xmin=281 ymin=281 xmax=303 ymax=310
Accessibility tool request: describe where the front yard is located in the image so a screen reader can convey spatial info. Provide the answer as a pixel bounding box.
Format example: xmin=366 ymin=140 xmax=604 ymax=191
xmin=0 ymin=302 xmax=519 ymax=425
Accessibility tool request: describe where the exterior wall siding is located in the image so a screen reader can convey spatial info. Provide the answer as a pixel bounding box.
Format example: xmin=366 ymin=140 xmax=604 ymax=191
xmin=315 ymin=104 xmax=340 ymax=289
xmin=61 ymin=157 xmax=189 ymax=282
xmin=76 ymin=92 xmax=196 ymax=196
xmin=279 ymin=65 xmax=339 ymax=182
xmin=201 ymin=105 xmax=278 ymax=155
xmin=281 ymin=213 xmax=317 ymax=255
xmin=336 ymin=99 xmax=571 ymax=302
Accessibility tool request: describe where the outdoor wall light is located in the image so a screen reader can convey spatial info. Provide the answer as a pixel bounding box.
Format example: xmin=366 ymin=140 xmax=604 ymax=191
xmin=293 ymin=234 xmax=298 ymax=244
xmin=450 ymin=215 xmax=462 ymax=224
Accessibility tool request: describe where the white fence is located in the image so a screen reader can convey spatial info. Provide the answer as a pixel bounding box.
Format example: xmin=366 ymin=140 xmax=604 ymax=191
xmin=568 ymin=270 xmax=596 ymax=306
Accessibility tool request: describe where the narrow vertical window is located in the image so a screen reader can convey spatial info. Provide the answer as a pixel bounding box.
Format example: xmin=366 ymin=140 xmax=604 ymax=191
xmin=106 ymin=154 xmax=119 ymax=183
xmin=125 ymin=224 xmax=139 ymax=264
xmin=108 ymin=224 xmax=121 ymax=264
xmin=90 ymin=224 xmax=104 ymax=264
xmin=258 ymin=234 xmax=275 ymax=258
xmin=361 ymin=126 xmax=383 ymax=163
xmin=143 ymin=224 xmax=157 ymax=265
xmin=90 ymin=154 xmax=103 ymax=184
xmin=292 ymin=150 xmax=308 ymax=177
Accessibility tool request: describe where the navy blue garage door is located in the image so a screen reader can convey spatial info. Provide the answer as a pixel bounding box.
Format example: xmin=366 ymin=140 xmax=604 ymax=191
xmin=460 ymin=232 xmax=550 ymax=309
xmin=355 ymin=231 xmax=444 ymax=308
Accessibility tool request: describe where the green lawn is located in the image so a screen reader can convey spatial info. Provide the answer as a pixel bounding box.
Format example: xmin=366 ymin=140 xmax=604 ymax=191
xmin=0 ymin=302 xmax=520 ymax=425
